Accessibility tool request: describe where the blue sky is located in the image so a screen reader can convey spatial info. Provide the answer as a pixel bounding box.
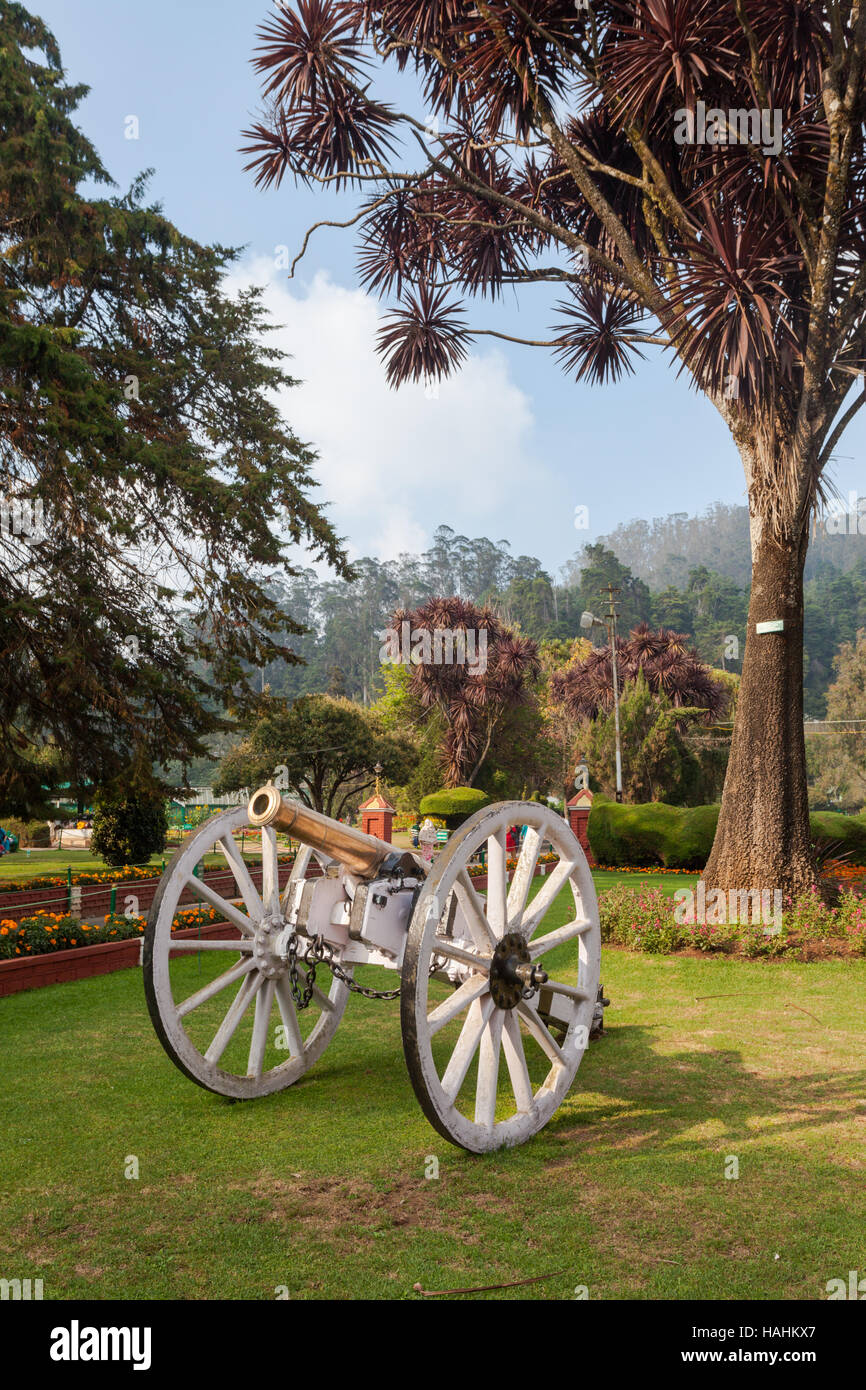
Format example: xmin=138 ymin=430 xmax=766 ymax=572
xmin=37 ymin=0 xmax=865 ymax=576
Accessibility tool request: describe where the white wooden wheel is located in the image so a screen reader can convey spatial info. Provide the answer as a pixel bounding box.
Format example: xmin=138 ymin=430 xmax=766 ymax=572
xmin=143 ymin=807 xmax=350 ymax=1100
xmin=400 ymin=801 xmax=601 ymax=1153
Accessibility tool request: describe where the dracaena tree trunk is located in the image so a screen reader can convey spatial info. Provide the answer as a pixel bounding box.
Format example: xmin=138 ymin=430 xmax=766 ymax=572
xmin=704 ymin=509 xmax=813 ymax=894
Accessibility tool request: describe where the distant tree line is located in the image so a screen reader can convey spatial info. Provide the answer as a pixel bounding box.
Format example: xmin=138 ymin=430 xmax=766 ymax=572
xmin=249 ymin=515 xmax=866 ymax=725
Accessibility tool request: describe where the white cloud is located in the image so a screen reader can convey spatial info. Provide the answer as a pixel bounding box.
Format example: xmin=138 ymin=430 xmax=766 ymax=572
xmin=226 ymin=261 xmax=545 ymax=563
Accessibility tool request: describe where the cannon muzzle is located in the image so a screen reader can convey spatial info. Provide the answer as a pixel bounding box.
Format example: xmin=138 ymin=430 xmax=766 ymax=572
xmin=247 ymin=785 xmax=407 ymax=880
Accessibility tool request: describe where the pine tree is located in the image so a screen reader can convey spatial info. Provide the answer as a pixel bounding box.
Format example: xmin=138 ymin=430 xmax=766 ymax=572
xmin=0 ymin=3 xmax=350 ymax=813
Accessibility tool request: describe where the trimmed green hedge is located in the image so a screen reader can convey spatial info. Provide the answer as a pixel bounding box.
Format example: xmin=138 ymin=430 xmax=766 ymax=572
xmin=808 ymin=811 xmax=866 ymax=861
xmin=419 ymin=787 xmax=493 ymax=830
xmin=588 ymin=802 xmax=866 ymax=870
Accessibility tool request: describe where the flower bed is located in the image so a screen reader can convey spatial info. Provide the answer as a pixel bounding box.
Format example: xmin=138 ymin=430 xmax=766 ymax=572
xmin=595 ymin=864 xmax=698 ymax=874
xmin=599 ymin=882 xmax=866 ymax=959
xmin=467 ymin=851 xmax=559 ymax=878
xmin=0 ymin=904 xmax=224 ymax=960
xmin=0 ymin=919 xmax=242 ymax=998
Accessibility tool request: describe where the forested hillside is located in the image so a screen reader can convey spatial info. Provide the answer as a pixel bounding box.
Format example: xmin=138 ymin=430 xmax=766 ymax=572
xmin=253 ymin=511 xmax=866 ymax=722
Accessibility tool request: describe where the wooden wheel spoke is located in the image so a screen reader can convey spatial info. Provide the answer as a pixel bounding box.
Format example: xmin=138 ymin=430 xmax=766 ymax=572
xmin=261 ymin=826 xmax=281 ymax=917
xmin=274 ymin=976 xmax=305 ymax=1057
xmin=176 ymin=956 xmax=255 ymax=1019
xmin=248 ymin=978 xmax=276 ymax=1078
xmin=219 ymin=834 xmax=264 ymax=920
xmin=528 ymin=918 xmax=593 ymax=960
xmin=519 ymin=859 xmax=578 ymax=939
xmin=426 ymin=975 xmax=488 ymax=1037
xmin=440 ymin=996 xmax=495 ymax=1102
xmin=485 ymin=829 xmax=508 ymax=937
xmin=205 ymin=970 xmax=265 ymax=1066
xmin=538 ymin=978 xmax=590 ymax=1004
xmin=516 ymin=999 xmax=565 ymax=1067
xmin=454 ymin=870 xmax=497 ymax=952
xmin=474 ymin=1011 xmax=504 ymax=1131
xmin=185 ymin=875 xmax=254 ymax=937
xmin=307 ymin=981 xmax=337 ymax=1012
xmin=502 ymin=1010 xmax=534 ymax=1113
xmin=506 ymin=824 xmax=544 ymax=930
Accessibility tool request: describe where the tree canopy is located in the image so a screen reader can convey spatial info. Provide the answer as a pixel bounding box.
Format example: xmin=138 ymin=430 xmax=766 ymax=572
xmin=551 ymin=621 xmax=728 ymax=721
xmin=213 ymin=693 xmax=417 ymax=817
xmin=389 ymin=595 xmax=540 ymax=785
xmin=0 ymin=2 xmax=349 ymax=814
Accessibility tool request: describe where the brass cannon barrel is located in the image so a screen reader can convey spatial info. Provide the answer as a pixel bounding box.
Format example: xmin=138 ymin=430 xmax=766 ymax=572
xmin=247 ymin=784 xmax=398 ymax=880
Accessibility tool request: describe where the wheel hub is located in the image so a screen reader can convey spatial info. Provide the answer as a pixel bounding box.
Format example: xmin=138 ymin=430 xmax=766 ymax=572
xmin=252 ymin=915 xmax=287 ymax=980
xmin=488 ymin=931 xmax=548 ymax=1010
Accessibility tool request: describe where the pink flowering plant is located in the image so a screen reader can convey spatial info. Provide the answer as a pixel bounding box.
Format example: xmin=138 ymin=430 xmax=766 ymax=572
xmin=598 ymin=882 xmax=866 ymax=959
xmin=599 ymin=884 xmax=684 ymax=955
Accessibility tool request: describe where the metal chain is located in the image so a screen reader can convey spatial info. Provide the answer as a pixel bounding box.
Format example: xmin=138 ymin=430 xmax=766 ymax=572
xmin=286 ymin=932 xmax=318 ymax=1010
xmin=322 ymin=939 xmax=403 ymax=1001
xmin=286 ymin=932 xmax=445 ymax=1009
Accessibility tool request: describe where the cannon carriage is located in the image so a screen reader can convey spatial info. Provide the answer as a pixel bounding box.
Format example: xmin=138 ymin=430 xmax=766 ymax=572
xmin=144 ymin=788 xmax=603 ymax=1153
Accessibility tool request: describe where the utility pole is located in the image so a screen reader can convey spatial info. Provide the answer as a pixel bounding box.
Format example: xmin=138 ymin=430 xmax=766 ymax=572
xmin=605 ymin=584 xmax=623 ymax=803
xmin=579 ymin=584 xmax=624 ymax=803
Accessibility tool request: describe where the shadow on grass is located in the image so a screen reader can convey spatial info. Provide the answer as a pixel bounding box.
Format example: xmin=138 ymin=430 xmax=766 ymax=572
xmin=545 ymin=1022 xmax=866 ymax=1157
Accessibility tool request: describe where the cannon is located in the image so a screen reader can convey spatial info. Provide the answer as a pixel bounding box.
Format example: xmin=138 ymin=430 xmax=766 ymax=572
xmin=143 ymin=788 xmax=602 ymax=1153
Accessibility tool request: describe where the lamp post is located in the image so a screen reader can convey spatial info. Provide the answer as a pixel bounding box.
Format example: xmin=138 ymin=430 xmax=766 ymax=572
xmin=580 ymin=584 xmax=623 ymax=803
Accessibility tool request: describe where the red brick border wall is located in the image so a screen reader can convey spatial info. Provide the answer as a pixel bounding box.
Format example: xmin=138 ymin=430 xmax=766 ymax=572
xmin=0 ymin=922 xmax=242 ymax=998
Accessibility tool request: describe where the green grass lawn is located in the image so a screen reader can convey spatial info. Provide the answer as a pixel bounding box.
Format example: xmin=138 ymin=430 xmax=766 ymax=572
xmin=1 ymin=877 xmax=863 ymax=1301
xmin=0 ymin=848 xmax=175 ymax=881
xmin=591 ymin=868 xmax=698 ymax=898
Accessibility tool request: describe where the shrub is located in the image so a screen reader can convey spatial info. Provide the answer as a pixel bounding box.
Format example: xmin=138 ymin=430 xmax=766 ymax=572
xmin=2 ymin=818 xmax=51 ymax=847
xmin=736 ymin=920 xmax=791 ymax=958
xmin=91 ymin=788 xmax=168 ymax=867
xmin=182 ymin=805 xmax=220 ymax=829
xmin=598 ymin=882 xmax=684 ymax=953
xmin=597 ymin=881 xmax=866 ymax=959
xmin=809 ymin=811 xmax=866 ymax=862
xmin=589 ymin=801 xmax=719 ymax=869
xmin=588 ymin=801 xmax=866 ymax=872
xmin=419 ymin=787 xmax=492 ymax=830
xmin=684 ymin=919 xmax=740 ymax=953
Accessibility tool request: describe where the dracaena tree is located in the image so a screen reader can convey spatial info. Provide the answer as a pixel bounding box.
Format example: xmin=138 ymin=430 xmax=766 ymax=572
xmin=387 ymin=596 xmax=540 ymax=785
xmin=551 ymin=622 xmax=728 ymax=720
xmin=242 ymin=0 xmax=866 ymax=894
